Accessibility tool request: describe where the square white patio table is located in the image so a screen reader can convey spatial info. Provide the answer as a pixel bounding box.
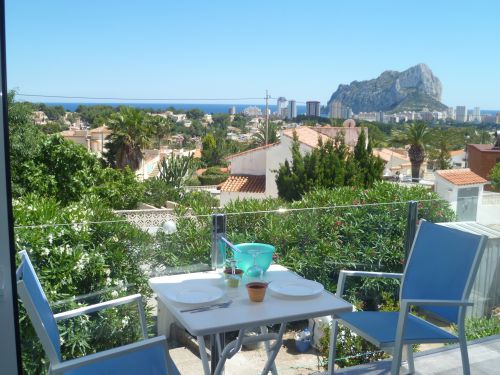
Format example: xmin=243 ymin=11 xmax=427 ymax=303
xmin=149 ymin=264 xmax=353 ymax=375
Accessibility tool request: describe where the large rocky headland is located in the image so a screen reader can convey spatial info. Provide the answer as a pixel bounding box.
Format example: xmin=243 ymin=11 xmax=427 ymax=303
xmin=328 ymin=63 xmax=447 ymax=113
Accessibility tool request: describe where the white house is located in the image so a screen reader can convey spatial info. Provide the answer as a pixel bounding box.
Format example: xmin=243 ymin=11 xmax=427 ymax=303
xmin=450 ymin=149 xmax=466 ymax=169
xmin=220 ymin=122 xmax=367 ymax=205
xmin=373 ymin=148 xmax=414 ymax=179
xmin=60 ymin=125 xmax=112 ymax=156
xmin=435 ymin=168 xmax=488 ymax=221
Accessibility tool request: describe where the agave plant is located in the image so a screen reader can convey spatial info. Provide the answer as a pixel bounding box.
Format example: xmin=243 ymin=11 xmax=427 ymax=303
xmin=158 ymin=153 xmax=194 ymax=189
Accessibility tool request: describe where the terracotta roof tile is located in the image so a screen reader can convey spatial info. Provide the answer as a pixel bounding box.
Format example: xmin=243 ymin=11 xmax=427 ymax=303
xmin=226 ymin=143 xmax=278 ymax=159
xmin=467 ymin=144 xmax=500 ymax=152
xmin=449 ymin=150 xmax=465 ymax=156
xmin=282 ymin=127 xmax=331 ymax=148
xmin=219 ymin=175 xmax=265 ymax=193
xmin=436 ymin=168 xmax=488 ymax=186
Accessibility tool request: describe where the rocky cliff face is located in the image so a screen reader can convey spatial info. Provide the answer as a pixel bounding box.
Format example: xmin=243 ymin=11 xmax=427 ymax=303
xmin=328 ymin=64 xmax=446 ymax=113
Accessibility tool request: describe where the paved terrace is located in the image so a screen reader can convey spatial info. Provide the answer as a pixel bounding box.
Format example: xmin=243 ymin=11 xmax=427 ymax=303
xmin=169 ymin=334 xmax=499 ymax=374
xmin=329 ymin=335 xmax=499 ymax=375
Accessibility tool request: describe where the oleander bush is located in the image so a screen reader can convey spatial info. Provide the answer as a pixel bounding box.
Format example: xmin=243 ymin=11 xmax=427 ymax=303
xmin=156 ymin=182 xmax=454 ymax=299
xmin=453 ymin=315 xmax=500 ymax=341
xmin=14 ymin=195 xmax=152 ymax=374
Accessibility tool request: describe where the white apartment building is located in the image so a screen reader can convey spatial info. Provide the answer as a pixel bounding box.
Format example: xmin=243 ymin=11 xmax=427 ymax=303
xmin=472 ymin=107 xmax=481 ymax=123
xmin=329 ymin=101 xmax=343 ymax=119
xmin=306 ymin=101 xmax=321 ymax=117
xmin=287 ymin=100 xmax=297 ymax=119
xmin=456 ymin=106 xmax=467 ymax=123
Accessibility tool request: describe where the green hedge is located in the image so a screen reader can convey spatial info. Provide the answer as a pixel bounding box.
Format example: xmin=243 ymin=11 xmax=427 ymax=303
xmin=198 ymin=173 xmax=228 ymax=185
xmin=153 ymin=182 xmax=454 ymax=297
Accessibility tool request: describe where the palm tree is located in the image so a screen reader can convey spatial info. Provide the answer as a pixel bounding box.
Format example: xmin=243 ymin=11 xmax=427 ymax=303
xmin=253 ymin=121 xmax=280 ymax=146
xmin=105 ymin=107 xmax=153 ymax=171
xmin=147 ymin=115 xmax=172 ymax=149
xmin=391 ymin=122 xmax=431 ymax=182
xmin=428 ymin=129 xmax=452 ymax=170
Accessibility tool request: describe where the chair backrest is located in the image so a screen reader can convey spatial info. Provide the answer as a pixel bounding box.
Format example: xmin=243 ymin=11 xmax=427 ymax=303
xmin=16 ymin=250 xmax=61 ymax=363
xmin=401 ymin=221 xmax=487 ymax=324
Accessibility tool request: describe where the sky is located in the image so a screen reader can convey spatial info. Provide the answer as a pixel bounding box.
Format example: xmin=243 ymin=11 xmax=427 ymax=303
xmin=5 ymin=0 xmax=500 ymax=109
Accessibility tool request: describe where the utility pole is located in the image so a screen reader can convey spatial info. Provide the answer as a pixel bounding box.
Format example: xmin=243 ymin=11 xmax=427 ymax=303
xmin=265 ymin=89 xmax=269 ymax=145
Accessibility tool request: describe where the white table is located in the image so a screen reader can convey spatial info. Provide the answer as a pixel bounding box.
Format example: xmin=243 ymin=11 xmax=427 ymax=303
xmin=149 ymin=265 xmax=353 ymax=375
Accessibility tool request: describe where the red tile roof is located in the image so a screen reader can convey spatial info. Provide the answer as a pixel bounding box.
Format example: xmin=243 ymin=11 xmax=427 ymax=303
xmin=449 ymin=150 xmax=465 ymax=156
xmin=282 ymin=127 xmax=331 ymax=148
xmin=226 ymin=143 xmax=279 ymax=159
xmin=467 ymin=144 xmax=500 ymax=153
xmin=436 ymin=168 xmax=488 ymax=186
xmin=219 ymin=175 xmax=266 ymax=193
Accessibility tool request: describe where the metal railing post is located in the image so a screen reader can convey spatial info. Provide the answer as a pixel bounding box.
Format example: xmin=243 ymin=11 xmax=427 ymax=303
xmin=404 ymin=200 xmax=418 ymax=264
xmin=210 ymin=214 xmax=226 ymax=373
xmin=211 ymin=214 xmax=226 ymax=271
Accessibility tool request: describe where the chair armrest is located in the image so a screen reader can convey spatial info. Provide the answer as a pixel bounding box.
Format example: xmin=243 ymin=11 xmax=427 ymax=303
xmin=401 ymin=299 xmax=473 ymax=309
xmin=54 ymin=293 xmax=149 ymax=339
xmin=54 ymin=294 xmax=143 ymax=321
xmin=50 ymin=336 xmax=168 ymax=374
xmin=336 ymin=270 xmax=403 ymax=297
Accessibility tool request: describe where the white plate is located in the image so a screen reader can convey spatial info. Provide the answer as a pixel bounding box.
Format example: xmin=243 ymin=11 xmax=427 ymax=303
xmin=169 ymin=285 xmax=224 ymax=305
xmin=269 ymin=279 xmax=324 ymax=298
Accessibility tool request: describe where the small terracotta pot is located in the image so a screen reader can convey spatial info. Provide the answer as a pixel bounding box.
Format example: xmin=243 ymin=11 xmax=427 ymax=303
xmin=246 ymin=282 xmax=268 ymax=302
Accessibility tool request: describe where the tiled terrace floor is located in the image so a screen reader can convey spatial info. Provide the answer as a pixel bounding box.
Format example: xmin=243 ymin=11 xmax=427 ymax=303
xmin=170 ymin=334 xmax=500 ymax=374
xmin=327 ymin=335 xmax=500 ymax=375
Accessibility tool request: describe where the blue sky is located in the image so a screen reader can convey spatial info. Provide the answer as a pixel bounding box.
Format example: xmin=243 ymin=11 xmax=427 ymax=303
xmin=5 ymin=0 xmax=500 ymax=108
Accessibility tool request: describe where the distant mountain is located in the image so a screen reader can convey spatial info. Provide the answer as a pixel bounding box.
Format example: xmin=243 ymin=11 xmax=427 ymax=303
xmin=328 ymin=64 xmax=447 ymax=113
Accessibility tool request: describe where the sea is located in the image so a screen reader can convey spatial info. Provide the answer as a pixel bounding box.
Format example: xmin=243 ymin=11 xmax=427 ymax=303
xmin=41 ymin=102 xmax=308 ymax=115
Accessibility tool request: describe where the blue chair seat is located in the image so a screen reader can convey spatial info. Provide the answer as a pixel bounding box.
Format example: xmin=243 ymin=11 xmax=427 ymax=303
xmin=65 ymin=343 xmax=174 ymax=375
xmin=337 ymin=311 xmax=458 ymax=348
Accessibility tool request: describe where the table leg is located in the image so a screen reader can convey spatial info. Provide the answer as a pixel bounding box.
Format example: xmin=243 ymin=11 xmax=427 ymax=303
xmin=212 ymin=333 xmax=225 ymax=374
xmin=197 ymin=335 xmax=211 ymax=375
xmin=260 ymin=323 xmax=287 ymax=375
xmin=260 ymin=326 xmax=279 ymax=375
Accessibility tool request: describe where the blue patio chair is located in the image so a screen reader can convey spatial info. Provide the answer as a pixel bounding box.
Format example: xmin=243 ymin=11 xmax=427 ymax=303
xmin=330 ymin=221 xmax=487 ymax=375
xmin=16 ymin=250 xmax=179 ymax=375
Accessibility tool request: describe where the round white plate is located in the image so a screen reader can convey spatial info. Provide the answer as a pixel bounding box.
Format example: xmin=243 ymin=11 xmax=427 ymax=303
xmin=169 ymin=285 xmax=224 ymax=305
xmin=269 ymin=279 xmax=324 ymax=298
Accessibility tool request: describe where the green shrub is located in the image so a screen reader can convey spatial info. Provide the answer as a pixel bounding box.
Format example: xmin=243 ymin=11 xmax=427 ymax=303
xmin=203 ymin=166 xmax=227 ymax=175
xmin=198 ymin=173 xmax=228 ymax=185
xmin=318 ymin=323 xmax=387 ymax=368
xmin=14 ymin=195 xmax=152 ymax=374
xmin=453 ymin=316 xmax=500 ymax=341
xmin=185 ymin=175 xmax=201 ymax=186
xmin=158 ymin=182 xmax=454 ymax=297
xmin=142 ymin=178 xmax=181 ymax=207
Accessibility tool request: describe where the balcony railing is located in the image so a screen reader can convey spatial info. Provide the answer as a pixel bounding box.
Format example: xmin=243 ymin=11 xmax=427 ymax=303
xmin=13 ymin=199 xmax=500 ymax=374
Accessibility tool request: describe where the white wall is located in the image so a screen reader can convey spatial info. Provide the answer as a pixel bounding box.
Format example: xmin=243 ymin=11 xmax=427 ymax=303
xmin=477 ymin=192 xmax=500 ymax=225
xmin=435 ymin=176 xmax=458 ymax=211
xmin=229 ymin=148 xmax=267 ymax=175
xmin=265 ymin=136 xmax=313 ymax=198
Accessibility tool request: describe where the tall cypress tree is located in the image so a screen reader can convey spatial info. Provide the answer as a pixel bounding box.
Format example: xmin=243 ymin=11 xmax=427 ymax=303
xmin=276 ymin=129 xmax=384 ymax=201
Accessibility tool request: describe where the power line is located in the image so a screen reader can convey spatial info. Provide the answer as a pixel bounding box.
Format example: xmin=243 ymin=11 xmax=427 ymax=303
xmin=16 ymin=93 xmax=269 ymax=102
xmin=16 ymin=93 xmax=314 ymax=105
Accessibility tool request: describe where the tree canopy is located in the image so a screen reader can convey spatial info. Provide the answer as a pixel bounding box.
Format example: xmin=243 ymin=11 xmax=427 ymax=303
xmin=276 ymin=130 xmax=384 ymax=201
xmin=105 ymin=107 xmax=153 ymax=171
xmin=489 ymin=162 xmax=500 ymax=192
